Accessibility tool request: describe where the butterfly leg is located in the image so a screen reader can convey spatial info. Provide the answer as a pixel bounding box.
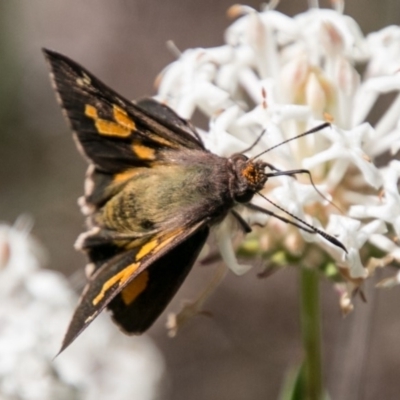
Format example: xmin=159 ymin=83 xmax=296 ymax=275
xmin=231 ymin=209 xmax=252 ymax=233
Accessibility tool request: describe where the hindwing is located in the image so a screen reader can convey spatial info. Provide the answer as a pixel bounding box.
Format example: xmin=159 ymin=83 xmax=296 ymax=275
xmin=60 ymin=222 xmax=209 ymax=353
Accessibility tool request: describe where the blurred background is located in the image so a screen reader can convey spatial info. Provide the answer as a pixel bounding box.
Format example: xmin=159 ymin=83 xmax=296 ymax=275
xmin=1 ymin=0 xmax=400 ymax=399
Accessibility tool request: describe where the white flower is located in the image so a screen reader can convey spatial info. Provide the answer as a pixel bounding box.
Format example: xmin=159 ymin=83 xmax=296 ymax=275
xmin=302 ymin=124 xmax=382 ymax=189
xmin=0 ymin=219 xmax=165 ymax=400
xmin=366 ymin=25 xmax=400 ymax=77
xmin=349 ymin=160 xmax=400 ymax=235
xmin=156 ymin=3 xmax=400 ymax=308
xmin=325 ymin=216 xmax=387 ymax=278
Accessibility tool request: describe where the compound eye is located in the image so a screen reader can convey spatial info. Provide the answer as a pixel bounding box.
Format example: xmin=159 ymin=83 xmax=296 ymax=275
xmin=234 ymin=190 xmax=254 ymax=203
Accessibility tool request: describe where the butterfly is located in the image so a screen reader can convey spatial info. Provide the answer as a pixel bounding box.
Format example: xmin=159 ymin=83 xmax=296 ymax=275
xmin=43 ymin=48 xmax=346 ymax=353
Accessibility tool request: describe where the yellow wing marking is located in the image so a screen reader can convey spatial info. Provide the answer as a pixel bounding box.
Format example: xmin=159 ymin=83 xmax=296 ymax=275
xmin=92 ymin=261 xmax=140 ymax=306
xmin=92 ymin=228 xmax=186 ymax=306
xmin=113 ymin=105 xmax=136 ymax=130
xmin=135 ymin=238 xmax=159 ymax=261
xmin=84 ymin=104 xmax=134 ymax=138
xmin=120 ymin=228 xmax=185 ymax=305
xmin=144 ymin=131 xmax=181 ymax=149
xmin=113 ymin=169 xmax=141 ymax=183
xmin=135 ymin=228 xmax=184 ymax=261
xmin=85 ymin=104 xmax=97 ymax=118
xmin=132 ymin=143 xmax=156 ymax=160
xmin=120 ymin=270 xmax=149 ymax=305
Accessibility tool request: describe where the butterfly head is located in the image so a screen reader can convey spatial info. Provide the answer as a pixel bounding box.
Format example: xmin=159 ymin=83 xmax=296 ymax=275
xmin=229 ymin=154 xmax=268 ymax=203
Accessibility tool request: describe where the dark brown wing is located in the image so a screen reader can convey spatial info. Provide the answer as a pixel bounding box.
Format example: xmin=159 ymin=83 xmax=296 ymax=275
xmin=59 ymin=223 xmax=209 ymax=354
xmin=109 ymin=226 xmax=209 ymax=334
xmin=43 ymin=48 xmax=206 ymax=213
xmin=136 ymin=97 xmax=204 ymax=145
xmin=43 ymin=48 xmax=204 ymax=174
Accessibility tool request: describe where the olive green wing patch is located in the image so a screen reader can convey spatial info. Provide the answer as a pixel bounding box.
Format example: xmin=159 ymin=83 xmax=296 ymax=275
xmin=43 ymin=48 xmax=205 ymax=174
xmin=78 ymin=164 xmax=143 ymax=214
xmin=59 ymin=222 xmax=209 ymax=353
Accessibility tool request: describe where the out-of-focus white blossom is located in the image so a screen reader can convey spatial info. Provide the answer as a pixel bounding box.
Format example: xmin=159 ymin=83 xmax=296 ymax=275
xmin=0 ymin=218 xmax=165 ymax=400
xmin=155 ymin=3 xmax=400 ymax=311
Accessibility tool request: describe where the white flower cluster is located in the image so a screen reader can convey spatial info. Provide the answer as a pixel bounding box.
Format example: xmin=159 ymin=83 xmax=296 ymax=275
xmin=155 ymin=3 xmax=400 ymax=304
xmin=0 ymin=217 xmax=164 ymax=400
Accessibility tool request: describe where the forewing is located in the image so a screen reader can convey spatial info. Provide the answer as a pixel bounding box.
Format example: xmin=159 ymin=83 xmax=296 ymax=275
xmin=44 ymin=48 xmax=207 ymax=213
xmin=59 ymin=222 xmax=209 ymax=353
xmin=43 ymin=48 xmax=204 ymax=174
xmin=136 ymin=98 xmax=203 ymax=144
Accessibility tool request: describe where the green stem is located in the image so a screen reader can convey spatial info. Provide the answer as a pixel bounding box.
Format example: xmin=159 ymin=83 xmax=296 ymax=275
xmin=300 ymin=267 xmax=323 ymax=400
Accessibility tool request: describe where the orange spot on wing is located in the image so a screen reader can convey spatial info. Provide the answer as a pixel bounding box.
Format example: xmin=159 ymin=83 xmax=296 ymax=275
xmin=84 ymin=104 xmax=133 ymax=138
xmin=132 ymin=143 xmax=156 ymax=160
xmin=136 ymin=239 xmax=159 ymax=261
xmin=135 ymin=228 xmax=183 ymax=261
xmin=120 ymin=270 xmax=149 ymax=305
xmin=113 ymin=105 xmax=136 ymax=130
xmin=106 ymin=229 xmax=184 ymax=306
xmin=95 ymin=120 xmax=131 ymax=137
xmin=147 ymin=132 xmax=179 ymax=148
xmin=113 ymin=169 xmax=139 ymax=183
xmin=92 ymin=262 xmax=140 ymax=306
xmin=85 ymin=104 xmax=98 ymax=118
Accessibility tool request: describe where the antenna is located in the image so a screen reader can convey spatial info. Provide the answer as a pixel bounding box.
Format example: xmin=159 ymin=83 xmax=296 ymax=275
xmin=252 ymin=122 xmax=330 ymax=160
xmin=237 ymin=129 xmax=267 ymax=155
xmin=253 ymin=193 xmax=347 ymax=252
